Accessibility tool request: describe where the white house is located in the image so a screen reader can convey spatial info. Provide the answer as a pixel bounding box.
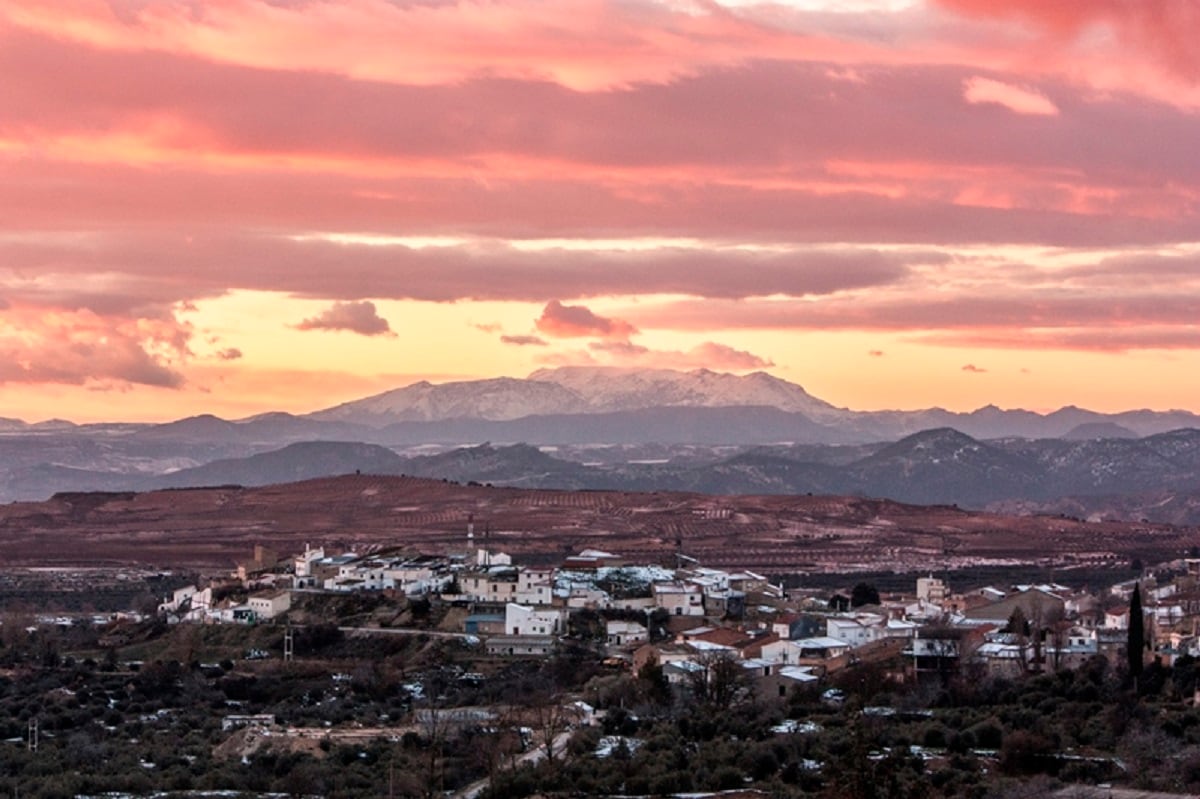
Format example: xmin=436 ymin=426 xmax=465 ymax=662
xmin=295 ymin=545 xmax=324 ymax=578
xmin=825 ymin=614 xmax=886 ymax=648
xmin=607 ymin=619 xmax=649 ymax=647
xmin=248 ymin=590 xmax=291 ymax=620
xmin=180 ymin=586 xmax=215 ymax=623
xmin=505 ymin=603 xmax=565 ymax=637
xmin=386 ymin=565 xmax=452 ymax=596
xmin=790 ymin=637 xmax=851 ymax=659
xmin=474 ymin=548 xmax=513 ymax=567
xmin=760 ymin=637 xmax=850 ymax=665
xmin=515 ymin=568 xmax=555 ymax=606
xmin=885 ymin=619 xmax=919 ymax=639
xmin=459 ymin=568 xmax=520 ymax=603
xmin=727 ymin=570 xmax=774 ymax=596
xmin=1151 ymin=602 xmax=1184 ymax=627
xmin=916 ymin=576 xmax=949 ymax=605
xmin=771 ymin=613 xmax=804 ymax=640
xmin=566 ymin=586 xmax=610 ymax=609
xmin=159 ymin=585 xmax=197 ymax=615
xmin=652 ymin=582 xmax=704 ymax=616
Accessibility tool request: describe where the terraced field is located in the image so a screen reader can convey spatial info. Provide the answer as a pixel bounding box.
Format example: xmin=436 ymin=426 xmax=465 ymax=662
xmin=0 ymin=475 xmax=1190 ymax=574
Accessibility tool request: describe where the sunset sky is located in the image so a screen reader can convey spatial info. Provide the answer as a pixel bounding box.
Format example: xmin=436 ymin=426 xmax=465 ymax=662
xmin=2 ymin=0 xmax=1200 ymax=423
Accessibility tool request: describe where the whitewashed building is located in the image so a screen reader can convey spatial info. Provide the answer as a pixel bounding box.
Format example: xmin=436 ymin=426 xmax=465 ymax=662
xmin=248 ymin=590 xmax=292 ymax=620
xmin=505 ymin=603 xmax=565 ymax=637
xmin=652 ymin=582 xmax=704 ymax=616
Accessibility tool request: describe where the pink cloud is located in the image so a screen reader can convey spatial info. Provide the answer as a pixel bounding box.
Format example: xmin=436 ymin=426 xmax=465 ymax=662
xmin=923 ymin=328 xmax=1200 ymax=353
xmin=2 ymin=25 xmax=1198 ymax=256
xmin=588 ymin=340 xmax=649 ymax=358
xmin=535 ymin=301 xmax=637 ymax=340
xmin=216 ymin=347 xmax=243 ymax=361
xmin=682 ymin=341 xmax=775 ymax=370
xmin=589 ymin=340 xmax=773 ymax=370
xmin=296 ymin=301 xmax=394 ymax=336
xmin=963 ymin=76 xmax=1058 ymax=116
xmin=936 ymin=0 xmax=1200 ymax=83
xmin=500 ymin=334 xmax=548 ymax=347
xmin=625 ymin=291 xmax=1200 ymax=334
xmin=0 ymin=0 xmax=899 ymax=92
xmin=7 ymin=0 xmax=1196 ymax=112
xmin=0 ymin=306 xmax=189 ymax=388
xmin=2 ymin=28 xmax=1197 ymax=227
xmin=961 ymin=363 xmax=987 ymax=373
xmin=0 ymin=233 xmax=927 ymax=303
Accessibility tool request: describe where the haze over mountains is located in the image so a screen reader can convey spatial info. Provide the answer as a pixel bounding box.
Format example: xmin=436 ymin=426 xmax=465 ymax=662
xmin=3 ymin=366 xmax=1200 ymax=524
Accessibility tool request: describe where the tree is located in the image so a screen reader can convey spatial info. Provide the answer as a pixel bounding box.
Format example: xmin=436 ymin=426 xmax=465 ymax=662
xmin=1004 ymin=607 xmax=1030 ymax=636
xmin=851 ymin=582 xmax=880 ymax=608
xmin=1047 ymin=617 xmax=1073 ymax=673
xmin=567 ymin=608 xmax=606 ymax=641
xmin=1128 ymin=583 xmax=1145 ymax=680
xmin=472 ymin=708 xmax=523 ymax=790
xmin=1004 ymin=607 xmax=1032 ymax=673
xmin=529 ymin=693 xmax=570 ymax=769
xmin=416 ymin=691 xmax=463 ymax=797
xmin=685 ymin=650 xmax=752 ymax=708
xmin=636 ymin=654 xmax=671 ymax=706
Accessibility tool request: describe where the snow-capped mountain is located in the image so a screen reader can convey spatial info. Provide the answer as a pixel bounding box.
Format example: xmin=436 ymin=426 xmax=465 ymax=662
xmin=307 ymin=367 xmax=847 ymax=426
xmin=304 ymin=366 xmax=1200 ymax=438
xmin=4 ymin=366 xmax=1200 ymax=522
xmin=307 ymin=376 xmax=588 ymax=423
xmin=528 ymin=366 xmax=848 ymax=422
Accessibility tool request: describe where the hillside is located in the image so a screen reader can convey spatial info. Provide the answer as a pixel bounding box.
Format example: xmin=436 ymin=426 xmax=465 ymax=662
xmin=0 ymin=476 xmax=1186 ymax=575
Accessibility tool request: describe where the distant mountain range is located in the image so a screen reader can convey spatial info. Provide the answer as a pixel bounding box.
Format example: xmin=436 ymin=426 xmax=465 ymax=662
xmin=307 ymin=367 xmax=846 ymax=425
xmin=3 ymin=366 xmax=1200 ymax=524
xmin=304 ymin=366 xmax=1200 ymax=442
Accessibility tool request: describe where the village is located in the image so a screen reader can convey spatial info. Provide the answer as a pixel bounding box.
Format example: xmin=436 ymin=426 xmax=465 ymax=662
xmin=7 ymin=519 xmax=1200 ymax=797
xmin=153 ymin=516 xmax=1199 ymax=698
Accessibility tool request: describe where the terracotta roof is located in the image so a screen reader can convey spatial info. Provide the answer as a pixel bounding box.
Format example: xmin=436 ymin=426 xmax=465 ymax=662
xmin=686 ymin=627 xmax=754 ymax=648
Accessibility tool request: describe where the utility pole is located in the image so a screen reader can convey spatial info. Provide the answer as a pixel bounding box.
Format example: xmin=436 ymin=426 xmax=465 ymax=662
xmin=27 ymin=718 xmax=37 ymax=753
xmin=283 ymin=625 xmax=295 ymax=663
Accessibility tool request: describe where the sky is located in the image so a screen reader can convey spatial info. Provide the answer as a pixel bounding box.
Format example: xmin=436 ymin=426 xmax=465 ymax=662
xmin=2 ymin=0 xmax=1200 ymax=423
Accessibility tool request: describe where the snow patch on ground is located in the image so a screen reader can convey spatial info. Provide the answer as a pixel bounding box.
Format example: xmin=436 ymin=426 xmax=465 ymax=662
xmin=594 ymin=736 xmax=643 ymax=758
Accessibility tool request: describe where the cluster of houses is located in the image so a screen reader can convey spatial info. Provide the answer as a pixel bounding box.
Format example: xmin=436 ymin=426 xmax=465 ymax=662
xmin=624 ymin=565 xmax=1200 ymax=698
xmin=156 ymin=534 xmax=1200 ymax=694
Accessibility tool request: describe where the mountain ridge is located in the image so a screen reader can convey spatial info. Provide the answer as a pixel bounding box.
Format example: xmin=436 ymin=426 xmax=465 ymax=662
xmin=2 ymin=366 xmax=1200 ymax=522
xmin=300 ymin=366 xmax=1200 ymax=439
xmin=4 ymin=366 xmax=1198 ymax=439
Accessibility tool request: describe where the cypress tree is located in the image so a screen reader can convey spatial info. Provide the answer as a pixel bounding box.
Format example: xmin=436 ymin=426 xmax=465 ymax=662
xmin=1127 ymin=582 xmax=1144 ymax=679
